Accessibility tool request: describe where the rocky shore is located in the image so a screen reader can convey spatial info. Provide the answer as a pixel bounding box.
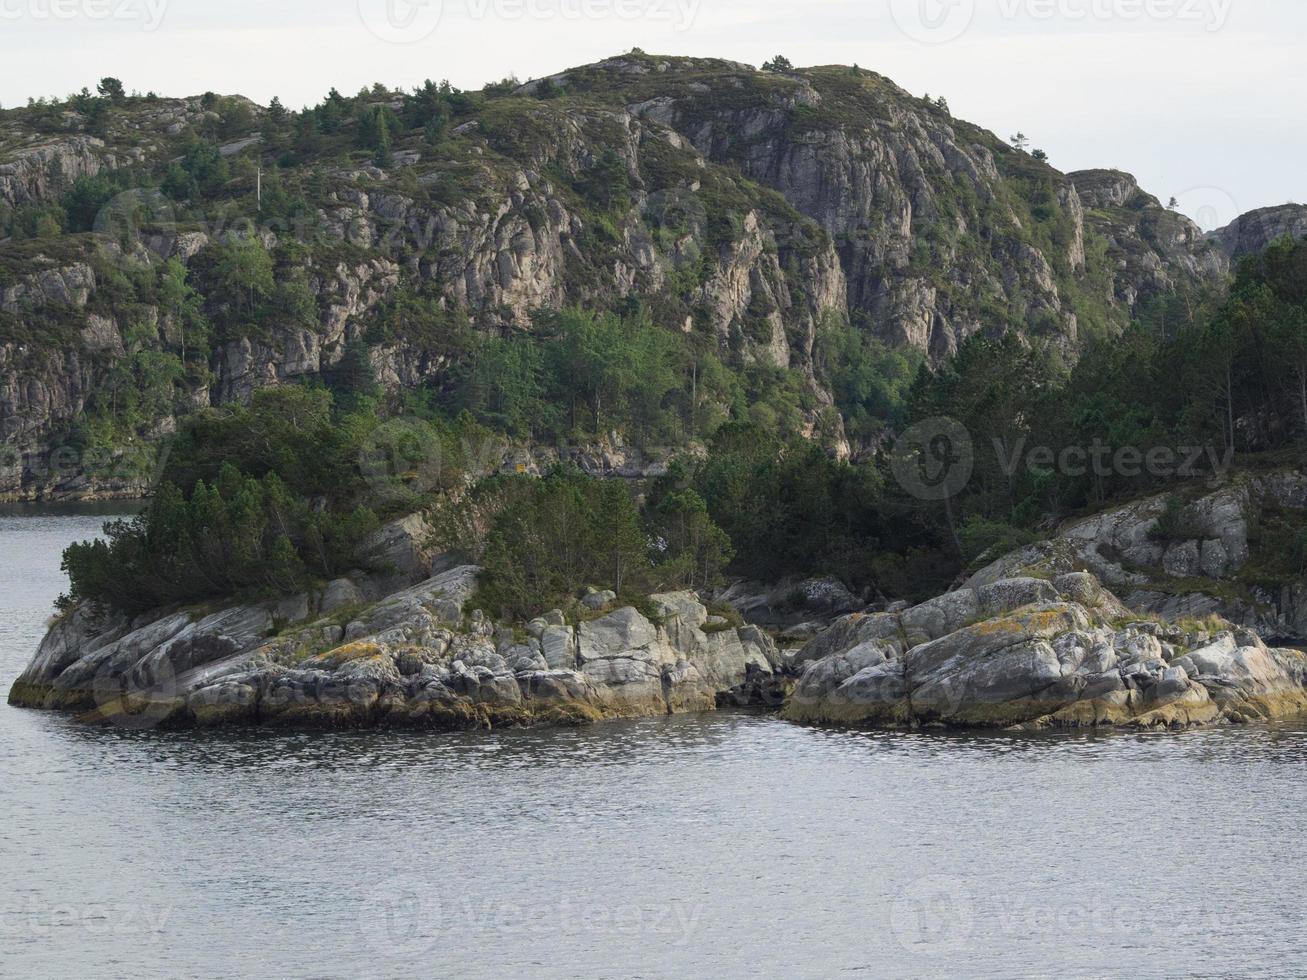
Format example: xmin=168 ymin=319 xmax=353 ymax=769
xmin=11 ymin=547 xmax=1307 ymax=733
xmin=784 ymin=572 xmax=1307 ymax=729
xmin=8 ymin=565 xmax=782 ymax=730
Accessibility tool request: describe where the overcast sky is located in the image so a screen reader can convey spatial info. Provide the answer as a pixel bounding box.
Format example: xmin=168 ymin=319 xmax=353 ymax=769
xmin=2 ymin=0 xmax=1300 ymax=230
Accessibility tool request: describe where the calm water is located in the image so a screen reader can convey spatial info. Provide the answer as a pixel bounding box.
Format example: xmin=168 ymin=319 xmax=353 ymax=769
xmin=2 ymin=509 xmax=1307 ymax=979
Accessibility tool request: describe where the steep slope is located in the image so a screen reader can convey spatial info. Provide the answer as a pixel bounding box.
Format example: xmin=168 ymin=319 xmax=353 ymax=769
xmin=0 ymin=54 xmax=1255 ymax=498
xmin=544 ymin=57 xmax=1228 ymax=357
xmin=1211 ymin=204 xmax=1307 ymax=262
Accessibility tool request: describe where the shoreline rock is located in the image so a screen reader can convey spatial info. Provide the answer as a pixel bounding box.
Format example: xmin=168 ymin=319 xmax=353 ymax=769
xmin=11 ymin=507 xmax=1307 ymax=735
xmin=7 ymin=568 xmax=781 ymax=731
xmin=784 ymin=572 xmax=1307 ymax=731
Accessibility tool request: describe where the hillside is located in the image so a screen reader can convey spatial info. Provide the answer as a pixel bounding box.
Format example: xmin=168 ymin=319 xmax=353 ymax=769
xmin=0 ymin=54 xmax=1239 ymax=500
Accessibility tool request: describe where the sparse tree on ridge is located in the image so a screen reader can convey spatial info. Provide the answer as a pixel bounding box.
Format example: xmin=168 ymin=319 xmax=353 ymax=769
xmin=97 ymin=77 xmax=125 ymax=102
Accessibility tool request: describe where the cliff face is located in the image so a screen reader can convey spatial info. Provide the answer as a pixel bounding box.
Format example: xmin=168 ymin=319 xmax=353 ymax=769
xmin=1211 ymin=204 xmax=1307 ymax=262
xmin=562 ymin=59 xmax=1229 ymax=358
xmin=0 ymin=54 xmax=1272 ymax=498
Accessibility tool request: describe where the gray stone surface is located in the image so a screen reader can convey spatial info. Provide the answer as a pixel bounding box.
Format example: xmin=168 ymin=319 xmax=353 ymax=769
xmin=12 ymin=568 xmax=780 ymax=731
xmin=785 ymin=572 xmax=1307 ymax=730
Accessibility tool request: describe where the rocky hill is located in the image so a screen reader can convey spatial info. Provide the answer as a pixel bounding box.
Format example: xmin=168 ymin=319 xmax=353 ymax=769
xmin=1211 ymin=204 xmax=1307 ymax=262
xmin=0 ymin=54 xmax=1268 ymax=499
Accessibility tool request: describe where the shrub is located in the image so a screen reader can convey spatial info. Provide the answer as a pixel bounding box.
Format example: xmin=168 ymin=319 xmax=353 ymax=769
xmin=475 ymin=468 xmax=652 ymax=620
xmin=63 ymin=466 xmax=378 ymax=615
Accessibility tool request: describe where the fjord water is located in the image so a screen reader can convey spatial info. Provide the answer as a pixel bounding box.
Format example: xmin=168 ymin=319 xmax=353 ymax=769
xmin=3 ymin=510 xmax=1307 ymax=979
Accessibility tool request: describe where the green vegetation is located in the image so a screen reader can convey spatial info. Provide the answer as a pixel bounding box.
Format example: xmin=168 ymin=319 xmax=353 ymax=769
xmin=60 ymin=386 xmax=489 ymax=614
xmin=7 ymin=66 xmax=1307 ymax=624
xmin=429 ymin=466 xmax=733 ymax=621
xmin=888 ymin=236 xmax=1307 ymax=591
xmin=63 ymin=464 xmax=378 ymax=616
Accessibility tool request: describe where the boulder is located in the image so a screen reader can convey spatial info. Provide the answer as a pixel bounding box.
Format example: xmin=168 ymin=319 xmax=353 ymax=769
xmin=578 ymin=608 xmax=671 ymax=666
xmin=540 ymin=626 xmax=576 ymax=670
xmin=784 ymin=570 xmax=1307 ymax=731
xmin=581 ymin=589 xmax=618 ymax=612
xmin=321 ymin=579 xmax=364 ymax=614
xmin=356 ymin=513 xmax=437 ymax=596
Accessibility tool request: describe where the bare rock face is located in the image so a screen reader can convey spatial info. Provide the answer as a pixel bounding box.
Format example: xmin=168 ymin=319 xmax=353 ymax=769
xmin=0 ymin=57 xmax=1254 ymax=498
xmin=8 ymin=568 xmax=778 ymax=731
xmin=1067 ymin=169 xmax=1229 ymax=308
xmin=1210 ymin=205 xmax=1307 ymax=261
xmin=784 ymin=571 xmax=1307 ymax=730
xmin=0 ymin=136 xmax=112 ymax=206
xmin=966 ymin=472 xmax=1307 ymax=640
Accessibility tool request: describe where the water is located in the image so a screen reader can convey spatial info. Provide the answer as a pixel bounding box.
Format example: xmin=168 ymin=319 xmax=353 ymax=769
xmin=3 ymin=508 xmax=1307 ymax=979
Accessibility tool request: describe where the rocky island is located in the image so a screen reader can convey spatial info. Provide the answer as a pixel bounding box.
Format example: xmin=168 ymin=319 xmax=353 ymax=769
xmin=6 ymin=55 xmax=1307 ymax=737
xmin=12 ymin=488 xmax=1307 ymax=733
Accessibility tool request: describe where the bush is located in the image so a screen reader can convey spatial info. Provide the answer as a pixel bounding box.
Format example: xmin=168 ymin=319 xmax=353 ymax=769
xmin=957 ymin=517 xmax=1039 ymax=568
xmin=475 ymin=468 xmax=651 ymax=620
xmin=60 ymin=385 xmax=496 ymax=615
xmin=452 ymin=466 xmax=734 ymax=621
xmin=63 ymin=466 xmax=378 ymax=615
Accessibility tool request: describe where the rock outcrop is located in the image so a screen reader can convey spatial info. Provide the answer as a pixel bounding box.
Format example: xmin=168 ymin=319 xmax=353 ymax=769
xmin=784 ymin=570 xmax=1307 ymax=730
xmin=0 ymin=136 xmax=115 ymax=207
xmin=967 ymin=472 xmax=1307 ymax=641
xmin=12 ymin=502 xmax=1307 ymax=734
xmin=1 ymin=55 xmax=1258 ymax=498
xmin=8 ymin=566 xmax=779 ymax=731
xmin=1211 ymin=204 xmax=1307 ymax=261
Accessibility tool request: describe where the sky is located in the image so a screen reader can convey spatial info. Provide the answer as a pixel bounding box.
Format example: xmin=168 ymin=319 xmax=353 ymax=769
xmin=1 ymin=0 xmax=1301 ymax=230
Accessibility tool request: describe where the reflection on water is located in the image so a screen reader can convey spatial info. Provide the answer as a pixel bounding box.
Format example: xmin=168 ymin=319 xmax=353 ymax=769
xmin=3 ymin=511 xmax=1307 ymax=978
